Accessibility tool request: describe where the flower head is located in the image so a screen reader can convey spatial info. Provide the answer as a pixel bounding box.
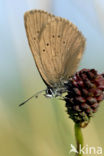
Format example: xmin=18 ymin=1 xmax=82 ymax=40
xmin=65 ymin=69 xmax=104 ymax=128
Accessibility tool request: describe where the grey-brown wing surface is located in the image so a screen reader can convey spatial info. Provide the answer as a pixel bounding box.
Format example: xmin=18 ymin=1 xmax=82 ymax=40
xmin=39 ymin=18 xmax=86 ymax=86
xmin=24 ymin=10 xmax=55 ymax=86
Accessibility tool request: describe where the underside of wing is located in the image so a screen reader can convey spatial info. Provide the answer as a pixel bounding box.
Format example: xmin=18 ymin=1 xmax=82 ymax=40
xmin=39 ymin=18 xmax=86 ymax=86
xmin=24 ymin=10 xmax=55 ymax=86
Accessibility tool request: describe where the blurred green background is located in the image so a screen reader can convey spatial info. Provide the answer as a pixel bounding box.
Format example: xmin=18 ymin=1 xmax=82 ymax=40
xmin=0 ymin=0 xmax=104 ymax=156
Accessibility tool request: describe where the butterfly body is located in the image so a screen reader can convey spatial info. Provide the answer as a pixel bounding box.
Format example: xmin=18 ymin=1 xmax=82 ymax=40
xmin=24 ymin=10 xmax=86 ymax=98
xmin=45 ymin=79 xmax=70 ymax=97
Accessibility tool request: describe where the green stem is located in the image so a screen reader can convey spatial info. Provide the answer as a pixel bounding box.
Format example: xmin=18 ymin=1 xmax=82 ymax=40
xmin=74 ymin=123 xmax=83 ymax=156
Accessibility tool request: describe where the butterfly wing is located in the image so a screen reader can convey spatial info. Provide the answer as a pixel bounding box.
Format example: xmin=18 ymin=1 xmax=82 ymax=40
xmin=24 ymin=10 xmax=55 ymax=86
xmin=39 ymin=18 xmax=86 ymax=86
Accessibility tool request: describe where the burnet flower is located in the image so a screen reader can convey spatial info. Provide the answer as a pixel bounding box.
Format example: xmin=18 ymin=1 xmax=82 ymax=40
xmin=65 ymin=69 xmax=104 ymax=128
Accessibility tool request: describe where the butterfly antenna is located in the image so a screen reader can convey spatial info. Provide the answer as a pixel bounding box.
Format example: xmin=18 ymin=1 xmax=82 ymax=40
xmin=19 ymin=89 xmax=46 ymax=107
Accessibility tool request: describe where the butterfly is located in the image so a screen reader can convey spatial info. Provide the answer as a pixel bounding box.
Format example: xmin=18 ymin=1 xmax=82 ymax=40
xmin=19 ymin=10 xmax=86 ymax=106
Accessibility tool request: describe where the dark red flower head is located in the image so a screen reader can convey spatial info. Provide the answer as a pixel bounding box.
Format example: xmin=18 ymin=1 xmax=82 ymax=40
xmin=65 ymin=69 xmax=104 ymax=128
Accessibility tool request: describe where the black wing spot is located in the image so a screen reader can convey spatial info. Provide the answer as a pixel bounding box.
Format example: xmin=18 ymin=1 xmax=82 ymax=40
xmin=63 ymin=41 xmax=65 ymax=44
xmin=58 ymin=35 xmax=60 ymax=38
xmin=46 ymin=43 xmax=49 ymax=46
xmin=43 ymin=49 xmax=45 ymax=52
xmin=34 ymin=37 xmax=36 ymax=40
xmin=52 ymin=35 xmax=55 ymax=38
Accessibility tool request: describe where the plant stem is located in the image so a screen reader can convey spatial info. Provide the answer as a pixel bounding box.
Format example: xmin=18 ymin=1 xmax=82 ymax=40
xmin=74 ymin=123 xmax=83 ymax=156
